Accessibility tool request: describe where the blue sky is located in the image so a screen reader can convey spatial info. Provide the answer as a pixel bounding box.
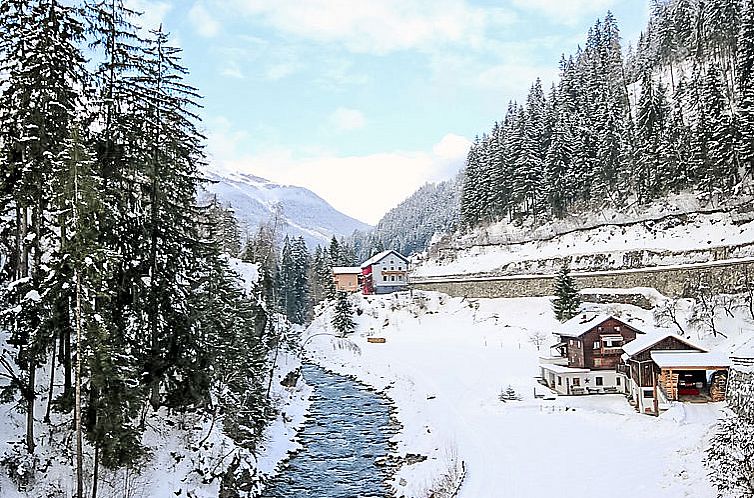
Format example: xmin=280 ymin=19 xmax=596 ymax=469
xmin=131 ymin=0 xmax=651 ymax=224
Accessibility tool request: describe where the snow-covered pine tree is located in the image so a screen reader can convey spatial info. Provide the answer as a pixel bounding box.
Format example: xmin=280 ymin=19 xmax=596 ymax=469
xmin=332 ymin=291 xmax=356 ymax=336
xmin=290 ymin=237 xmax=311 ymax=323
xmin=705 ymin=413 xmax=754 ymax=498
xmin=552 ymin=261 xmax=580 ymax=322
xmin=0 ymin=0 xmax=89 ymax=455
xmin=132 ymin=25 xmax=209 ymax=412
xmin=192 ymin=207 xmax=271 ymax=450
xmin=737 ymin=0 xmax=754 ymax=176
xmin=703 ymin=64 xmax=740 ymax=195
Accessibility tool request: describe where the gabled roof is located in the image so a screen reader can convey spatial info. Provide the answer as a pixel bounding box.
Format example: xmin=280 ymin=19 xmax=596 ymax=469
xmin=557 ymin=313 xmax=644 ymax=338
xmin=622 ymin=331 xmax=707 ymax=357
xmin=360 ymin=250 xmax=409 ymax=269
xmin=650 ymin=350 xmax=730 ymax=369
xmin=332 ymin=266 xmax=361 ymax=274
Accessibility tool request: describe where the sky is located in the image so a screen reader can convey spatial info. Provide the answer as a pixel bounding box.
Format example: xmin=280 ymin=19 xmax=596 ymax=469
xmin=133 ymin=0 xmax=652 ymax=225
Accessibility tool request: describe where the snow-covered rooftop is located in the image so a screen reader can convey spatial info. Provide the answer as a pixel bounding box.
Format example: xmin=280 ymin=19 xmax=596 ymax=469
xmin=650 ymin=351 xmax=731 ymax=369
xmin=557 ymin=313 xmax=649 ymax=338
xmin=360 ymin=249 xmax=409 ymax=268
xmin=622 ymin=331 xmax=706 ymax=357
xmin=332 ymin=266 xmax=362 ymax=274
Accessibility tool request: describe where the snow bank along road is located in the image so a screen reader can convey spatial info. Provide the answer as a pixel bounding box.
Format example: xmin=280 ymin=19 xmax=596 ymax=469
xmin=306 ymin=293 xmax=722 ymax=498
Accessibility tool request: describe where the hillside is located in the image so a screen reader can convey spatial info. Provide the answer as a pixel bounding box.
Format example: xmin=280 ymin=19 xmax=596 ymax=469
xmin=352 ymin=173 xmax=462 ymax=260
xmin=200 ymin=169 xmax=372 ymax=249
xmin=414 ymin=192 xmax=754 ymax=278
xmin=305 ymin=291 xmax=753 ymax=498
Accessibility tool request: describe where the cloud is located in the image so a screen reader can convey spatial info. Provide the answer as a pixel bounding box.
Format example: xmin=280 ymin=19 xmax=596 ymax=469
xmin=221 ymin=61 xmax=244 ymax=79
xmin=206 ymin=122 xmax=471 ymax=224
xmin=126 ymin=0 xmax=172 ymax=31
xmin=329 ymin=108 xmax=366 ymax=132
xmin=189 ymin=2 xmax=221 ymax=37
xmin=222 ymin=0 xmax=515 ymax=54
xmin=511 ymin=0 xmax=617 ymax=25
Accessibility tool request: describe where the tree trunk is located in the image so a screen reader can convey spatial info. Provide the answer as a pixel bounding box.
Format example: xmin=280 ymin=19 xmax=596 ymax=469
xmin=44 ymin=334 xmax=56 ymax=423
xmin=26 ymin=367 xmax=35 ymax=454
xmin=75 ymin=272 xmax=83 ymax=498
xmin=64 ymin=326 xmax=72 ymax=401
xmin=92 ymin=444 xmax=99 ymax=498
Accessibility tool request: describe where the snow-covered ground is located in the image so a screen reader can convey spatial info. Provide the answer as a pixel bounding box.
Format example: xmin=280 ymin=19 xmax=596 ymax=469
xmin=415 ymin=194 xmax=754 ymax=278
xmin=304 ymin=292 xmax=742 ymax=498
xmin=0 ymin=348 xmax=311 ymax=498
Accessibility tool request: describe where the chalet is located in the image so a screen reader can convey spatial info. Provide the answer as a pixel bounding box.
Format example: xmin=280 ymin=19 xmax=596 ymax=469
xmin=360 ymin=250 xmax=409 ymax=295
xmin=332 ymin=267 xmax=361 ymax=293
xmin=540 ymin=314 xmax=647 ymax=395
xmin=621 ymin=332 xmax=731 ymax=415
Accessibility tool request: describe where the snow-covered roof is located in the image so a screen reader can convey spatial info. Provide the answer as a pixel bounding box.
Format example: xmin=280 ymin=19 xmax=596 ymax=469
xmin=650 ymin=351 xmax=731 ymax=369
xmin=360 ymin=250 xmax=409 ymax=269
xmin=557 ymin=313 xmax=646 ymax=338
xmin=332 ymin=266 xmax=362 ymax=274
xmin=540 ymin=364 xmax=591 ymax=374
xmin=622 ymin=331 xmax=706 ymax=357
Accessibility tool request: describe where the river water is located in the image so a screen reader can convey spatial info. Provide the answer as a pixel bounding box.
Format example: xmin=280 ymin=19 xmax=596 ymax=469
xmin=262 ymin=363 xmax=396 ymax=498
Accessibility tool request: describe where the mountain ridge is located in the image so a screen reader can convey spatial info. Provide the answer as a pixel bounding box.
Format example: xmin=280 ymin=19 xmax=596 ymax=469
xmin=199 ymin=168 xmax=372 ymax=249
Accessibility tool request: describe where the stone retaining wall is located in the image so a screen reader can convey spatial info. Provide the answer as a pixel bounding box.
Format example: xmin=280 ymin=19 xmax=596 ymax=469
xmin=727 ymin=369 xmax=754 ymax=422
xmin=410 ymin=259 xmax=754 ymax=299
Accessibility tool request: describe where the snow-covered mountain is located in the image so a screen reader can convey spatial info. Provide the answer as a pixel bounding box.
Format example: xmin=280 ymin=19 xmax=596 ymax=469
xmin=199 ymin=169 xmax=372 ymax=248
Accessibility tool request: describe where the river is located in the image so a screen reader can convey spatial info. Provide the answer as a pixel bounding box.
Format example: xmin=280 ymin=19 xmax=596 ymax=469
xmin=262 ymin=363 xmax=396 ymax=497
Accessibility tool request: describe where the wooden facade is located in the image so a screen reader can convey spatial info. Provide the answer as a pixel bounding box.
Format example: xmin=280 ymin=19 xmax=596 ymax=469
xmin=625 ymin=336 xmax=702 ymax=388
xmin=560 ymin=318 xmax=641 ymax=371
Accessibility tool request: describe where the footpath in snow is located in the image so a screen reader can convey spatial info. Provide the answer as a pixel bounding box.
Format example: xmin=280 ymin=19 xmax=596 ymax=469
xmin=305 ymin=292 xmax=723 ymax=498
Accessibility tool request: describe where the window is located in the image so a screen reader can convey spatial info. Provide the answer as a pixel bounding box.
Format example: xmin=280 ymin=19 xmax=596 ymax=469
xmin=593 ymin=341 xmax=600 ymax=350
xmin=614 ymin=326 xmax=621 ymax=332
xmin=616 ymin=377 xmax=621 ymax=386
xmin=383 ymin=276 xmax=387 ymax=281
xmin=398 ymin=266 xmax=402 ymax=270
xmin=398 ymin=275 xmax=403 ymax=280
xmin=643 ymin=389 xmax=654 ymax=399
xmin=558 ymin=377 xmax=562 ymax=386
xmin=391 ymin=276 xmax=395 ymax=281
xmin=573 ymin=378 xmax=581 ymax=386
xmin=595 ymin=377 xmax=604 ymax=386
xmin=391 ymin=266 xmax=394 ymax=270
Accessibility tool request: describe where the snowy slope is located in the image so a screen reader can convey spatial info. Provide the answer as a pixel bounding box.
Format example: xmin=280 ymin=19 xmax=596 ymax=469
xmin=199 ymin=168 xmax=372 ymax=248
xmin=415 ymin=193 xmax=754 ymax=277
xmin=304 ymin=292 xmax=740 ymax=498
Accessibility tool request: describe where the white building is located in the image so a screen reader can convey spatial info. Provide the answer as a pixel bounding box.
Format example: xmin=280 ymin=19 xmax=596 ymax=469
xmin=360 ymin=250 xmax=409 ymax=295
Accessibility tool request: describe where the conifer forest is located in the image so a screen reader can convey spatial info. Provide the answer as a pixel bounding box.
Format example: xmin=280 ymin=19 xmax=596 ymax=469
xmin=0 ymin=1 xmax=280 ymax=494
xmin=461 ymin=0 xmax=754 ymax=227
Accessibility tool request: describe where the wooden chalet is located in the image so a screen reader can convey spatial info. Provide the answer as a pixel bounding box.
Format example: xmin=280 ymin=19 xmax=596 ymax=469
xmin=621 ymin=332 xmax=731 ymax=415
xmin=540 ymin=313 xmax=647 ymax=395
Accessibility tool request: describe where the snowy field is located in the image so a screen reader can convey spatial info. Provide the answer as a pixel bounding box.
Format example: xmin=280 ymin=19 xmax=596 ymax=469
xmin=305 ymin=292 xmax=730 ymax=498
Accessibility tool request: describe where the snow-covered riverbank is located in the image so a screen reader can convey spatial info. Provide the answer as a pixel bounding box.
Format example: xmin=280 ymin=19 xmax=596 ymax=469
xmin=0 ymin=348 xmax=311 ymax=498
xmin=305 ymin=292 xmax=725 ymax=498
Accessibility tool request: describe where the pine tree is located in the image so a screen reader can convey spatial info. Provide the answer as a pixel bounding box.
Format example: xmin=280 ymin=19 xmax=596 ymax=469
xmin=0 ymin=0 xmax=89 ymax=455
xmin=552 ymin=261 xmax=580 ymax=322
xmin=737 ymin=0 xmax=754 ymax=175
xmin=332 ymin=292 xmax=356 ymax=336
xmin=705 ymin=413 xmax=754 ymax=497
